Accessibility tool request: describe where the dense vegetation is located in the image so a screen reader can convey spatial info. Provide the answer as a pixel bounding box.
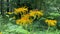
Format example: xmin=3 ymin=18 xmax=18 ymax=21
xmin=0 ymin=0 xmax=60 ymax=34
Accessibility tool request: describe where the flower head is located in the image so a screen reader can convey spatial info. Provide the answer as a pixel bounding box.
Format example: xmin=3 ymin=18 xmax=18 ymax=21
xmin=45 ymin=19 xmax=57 ymax=26
xmin=16 ymin=16 xmax=33 ymax=25
xmin=14 ymin=6 xmax=28 ymax=15
xmin=29 ymin=10 xmax=43 ymax=19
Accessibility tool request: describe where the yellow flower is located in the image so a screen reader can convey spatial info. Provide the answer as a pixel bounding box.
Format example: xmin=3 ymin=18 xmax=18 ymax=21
xmin=23 ymin=14 xmax=30 ymax=17
xmin=16 ymin=19 xmax=21 ymax=24
xmin=29 ymin=10 xmax=43 ymax=19
xmin=23 ymin=14 xmax=35 ymax=20
xmin=0 ymin=32 xmax=2 ymax=34
xmin=14 ymin=6 xmax=28 ymax=15
xmin=45 ymin=19 xmax=57 ymax=26
xmin=16 ymin=17 xmax=33 ymax=25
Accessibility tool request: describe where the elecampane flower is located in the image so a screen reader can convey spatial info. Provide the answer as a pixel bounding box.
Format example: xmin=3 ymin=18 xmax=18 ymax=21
xmin=45 ymin=19 xmax=57 ymax=26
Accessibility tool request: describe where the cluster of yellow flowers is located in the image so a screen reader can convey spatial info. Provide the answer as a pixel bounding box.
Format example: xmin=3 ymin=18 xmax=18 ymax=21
xmin=45 ymin=19 xmax=57 ymax=26
xmin=15 ymin=7 xmax=43 ymax=25
xmin=5 ymin=6 xmax=58 ymax=26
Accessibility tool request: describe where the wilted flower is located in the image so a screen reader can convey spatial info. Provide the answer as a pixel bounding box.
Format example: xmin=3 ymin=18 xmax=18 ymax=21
xmin=45 ymin=19 xmax=57 ymax=26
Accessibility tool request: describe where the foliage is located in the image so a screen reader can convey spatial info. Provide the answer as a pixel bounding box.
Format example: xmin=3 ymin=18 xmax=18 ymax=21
xmin=0 ymin=0 xmax=60 ymax=34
